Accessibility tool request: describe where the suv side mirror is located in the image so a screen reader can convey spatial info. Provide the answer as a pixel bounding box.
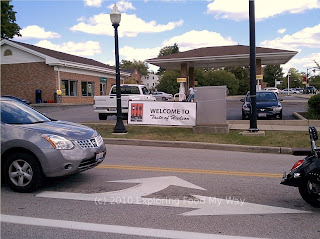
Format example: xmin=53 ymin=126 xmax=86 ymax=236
xmin=309 ymin=126 xmax=318 ymax=141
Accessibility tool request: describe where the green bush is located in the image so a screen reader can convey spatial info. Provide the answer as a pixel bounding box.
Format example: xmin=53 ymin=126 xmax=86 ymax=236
xmin=308 ymin=94 xmax=320 ymax=119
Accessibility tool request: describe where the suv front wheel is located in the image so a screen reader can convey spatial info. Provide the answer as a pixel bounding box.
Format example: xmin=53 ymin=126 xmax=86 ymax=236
xmin=4 ymin=152 xmax=43 ymax=193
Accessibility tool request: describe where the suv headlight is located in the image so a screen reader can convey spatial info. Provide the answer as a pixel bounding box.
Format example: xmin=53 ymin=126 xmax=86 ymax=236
xmin=242 ymin=104 xmax=250 ymax=111
xmin=273 ymin=106 xmax=282 ymax=112
xmin=42 ymin=134 xmax=74 ymax=150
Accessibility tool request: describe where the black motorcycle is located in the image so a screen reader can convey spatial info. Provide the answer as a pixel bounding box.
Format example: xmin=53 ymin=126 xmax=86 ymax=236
xmin=281 ymin=126 xmax=320 ymax=207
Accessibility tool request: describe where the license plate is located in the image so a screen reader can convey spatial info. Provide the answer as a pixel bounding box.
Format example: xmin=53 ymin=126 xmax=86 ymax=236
xmin=258 ymin=113 xmax=267 ymax=117
xmin=96 ymin=152 xmax=105 ymax=162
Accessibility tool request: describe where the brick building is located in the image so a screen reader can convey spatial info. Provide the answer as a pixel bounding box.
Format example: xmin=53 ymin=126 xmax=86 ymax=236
xmin=125 ymin=69 xmax=142 ymax=84
xmin=1 ymin=39 xmax=130 ymax=104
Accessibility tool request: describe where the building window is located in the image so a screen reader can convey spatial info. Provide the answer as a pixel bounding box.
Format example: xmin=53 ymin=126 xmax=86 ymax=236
xmin=82 ymin=81 xmax=94 ymax=96
xmin=61 ymin=80 xmax=77 ymax=96
xmin=4 ymin=49 xmax=12 ymax=56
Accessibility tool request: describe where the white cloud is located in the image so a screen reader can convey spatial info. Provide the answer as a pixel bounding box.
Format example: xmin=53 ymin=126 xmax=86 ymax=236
xmin=261 ymin=24 xmax=320 ymax=50
xmin=277 ymin=28 xmax=286 ymax=34
xmin=282 ymin=52 xmax=320 ymax=73
xmin=162 ymin=30 xmax=237 ymax=51
xmin=207 ymin=0 xmax=320 ymax=21
xmin=35 ymin=40 xmax=101 ymax=57
xmin=108 ymin=1 xmax=136 ymax=12
xmin=117 ymin=30 xmax=237 ymax=63
xmin=19 ymin=25 xmax=60 ymax=39
xmin=119 ymin=46 xmax=162 ymax=61
xmin=84 ymin=0 xmax=103 ymax=7
xmin=70 ymin=13 xmax=183 ymax=37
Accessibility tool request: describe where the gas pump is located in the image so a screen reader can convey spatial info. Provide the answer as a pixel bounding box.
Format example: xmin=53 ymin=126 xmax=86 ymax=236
xmin=174 ymin=78 xmax=186 ymax=101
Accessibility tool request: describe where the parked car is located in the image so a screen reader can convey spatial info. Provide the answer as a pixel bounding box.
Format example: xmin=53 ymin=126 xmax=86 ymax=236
xmin=1 ymin=97 xmax=106 ymax=192
xmin=1 ymin=95 xmax=31 ymax=105
xmin=304 ymin=86 xmax=318 ymax=94
xmin=280 ymin=88 xmax=300 ymax=94
xmin=151 ymin=91 xmax=173 ymax=101
xmin=263 ymin=87 xmax=279 ymax=94
xmin=241 ymin=91 xmax=283 ymax=119
xmin=94 ymin=84 xmax=156 ymax=120
xmin=294 ymin=88 xmax=304 ymax=94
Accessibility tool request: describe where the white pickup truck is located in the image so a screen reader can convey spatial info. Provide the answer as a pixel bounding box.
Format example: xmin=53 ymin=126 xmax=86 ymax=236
xmin=94 ymin=84 xmax=156 ymax=120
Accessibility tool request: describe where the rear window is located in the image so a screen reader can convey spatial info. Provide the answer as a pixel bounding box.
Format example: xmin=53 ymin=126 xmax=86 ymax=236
xmin=111 ymin=86 xmax=140 ymax=94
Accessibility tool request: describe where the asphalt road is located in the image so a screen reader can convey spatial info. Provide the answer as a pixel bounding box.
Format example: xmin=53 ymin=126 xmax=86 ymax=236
xmin=33 ymin=95 xmax=308 ymax=122
xmin=2 ymin=145 xmax=320 ymax=238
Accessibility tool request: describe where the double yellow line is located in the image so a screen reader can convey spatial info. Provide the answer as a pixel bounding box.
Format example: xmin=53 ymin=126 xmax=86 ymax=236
xmin=97 ymin=164 xmax=283 ymax=178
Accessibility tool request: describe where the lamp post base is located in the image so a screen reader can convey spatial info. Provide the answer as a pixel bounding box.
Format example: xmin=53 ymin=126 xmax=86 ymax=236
xmin=113 ymin=120 xmax=127 ymax=134
xmin=248 ymin=128 xmax=259 ymax=132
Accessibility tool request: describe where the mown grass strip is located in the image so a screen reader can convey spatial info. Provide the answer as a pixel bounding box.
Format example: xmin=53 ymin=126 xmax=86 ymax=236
xmin=85 ymin=124 xmax=310 ymax=148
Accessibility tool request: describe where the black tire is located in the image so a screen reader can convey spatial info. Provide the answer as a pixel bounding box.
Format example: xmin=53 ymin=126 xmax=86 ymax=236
xmin=242 ymin=111 xmax=246 ymax=120
xmin=298 ymin=180 xmax=320 ymax=208
xmin=4 ymin=152 xmax=43 ymax=193
xmin=278 ymin=111 xmax=282 ymax=120
xmin=162 ymin=97 xmax=166 ymax=101
xmin=99 ymin=113 xmax=108 ymax=120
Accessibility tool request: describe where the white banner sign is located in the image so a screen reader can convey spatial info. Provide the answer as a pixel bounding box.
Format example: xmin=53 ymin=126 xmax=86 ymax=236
xmin=128 ymin=101 xmax=196 ymax=126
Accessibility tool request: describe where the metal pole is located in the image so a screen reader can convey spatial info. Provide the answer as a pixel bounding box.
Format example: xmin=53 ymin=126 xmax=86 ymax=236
xmin=287 ymin=73 xmax=290 ymax=96
xmin=249 ymin=0 xmax=258 ymax=132
xmin=113 ymin=23 xmax=127 ymax=134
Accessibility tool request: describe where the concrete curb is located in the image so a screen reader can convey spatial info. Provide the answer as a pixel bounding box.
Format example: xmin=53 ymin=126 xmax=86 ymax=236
xmin=103 ymin=138 xmax=293 ymax=155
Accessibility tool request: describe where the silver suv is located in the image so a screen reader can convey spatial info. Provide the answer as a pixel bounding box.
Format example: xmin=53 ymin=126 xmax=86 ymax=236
xmin=1 ymin=97 xmax=106 ymax=192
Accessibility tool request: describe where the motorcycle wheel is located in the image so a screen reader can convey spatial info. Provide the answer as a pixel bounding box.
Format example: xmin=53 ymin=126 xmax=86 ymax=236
xmin=298 ymin=180 xmax=320 ymax=208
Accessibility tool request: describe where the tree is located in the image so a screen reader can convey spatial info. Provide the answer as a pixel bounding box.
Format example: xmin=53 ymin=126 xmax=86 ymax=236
xmin=156 ymin=70 xmax=180 ymax=95
xmin=198 ymin=70 xmax=239 ymax=95
xmin=120 ymin=59 xmax=148 ymax=76
xmin=158 ymin=43 xmax=179 ymax=57
xmin=1 ymin=1 xmax=21 ymax=39
xmin=263 ymin=65 xmax=283 ymax=87
xmin=225 ymin=66 xmax=249 ymax=95
xmin=281 ymin=68 xmax=303 ymax=89
xmin=309 ymin=75 xmax=320 ymax=90
xmin=157 ymin=43 xmax=180 ymax=74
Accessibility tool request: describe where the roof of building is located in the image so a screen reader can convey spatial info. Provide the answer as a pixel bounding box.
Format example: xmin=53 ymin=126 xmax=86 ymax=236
xmin=146 ymin=44 xmax=298 ymax=70
xmin=9 ymin=40 xmax=115 ymax=70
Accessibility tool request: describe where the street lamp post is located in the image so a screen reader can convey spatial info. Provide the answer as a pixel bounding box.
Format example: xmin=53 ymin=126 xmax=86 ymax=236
xmin=249 ymin=0 xmax=258 ymax=132
xmin=110 ymin=4 xmax=127 ymax=134
xmin=287 ymin=72 xmax=290 ymax=96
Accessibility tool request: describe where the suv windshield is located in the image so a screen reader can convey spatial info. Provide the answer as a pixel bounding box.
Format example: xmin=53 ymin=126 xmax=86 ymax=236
xmin=246 ymin=92 xmax=278 ymax=102
xmin=1 ymin=100 xmax=51 ymax=124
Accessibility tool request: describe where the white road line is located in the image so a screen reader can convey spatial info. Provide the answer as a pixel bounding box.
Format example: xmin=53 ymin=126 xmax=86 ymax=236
xmin=1 ymin=214 xmax=267 ymax=239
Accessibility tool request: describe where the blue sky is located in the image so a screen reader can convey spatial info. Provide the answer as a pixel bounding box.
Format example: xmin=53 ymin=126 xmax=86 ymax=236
xmin=12 ymin=0 xmax=320 ymax=75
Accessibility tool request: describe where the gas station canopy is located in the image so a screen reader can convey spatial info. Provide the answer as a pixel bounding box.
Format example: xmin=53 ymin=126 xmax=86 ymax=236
xmin=146 ymin=45 xmax=297 ymax=70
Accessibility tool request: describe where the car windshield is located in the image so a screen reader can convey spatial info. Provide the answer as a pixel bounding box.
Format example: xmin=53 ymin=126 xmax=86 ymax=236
xmin=1 ymin=100 xmax=51 ymax=124
xmin=246 ymin=92 xmax=278 ymax=102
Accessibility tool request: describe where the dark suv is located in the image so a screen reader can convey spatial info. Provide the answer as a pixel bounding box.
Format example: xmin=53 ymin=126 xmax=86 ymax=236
xmin=304 ymin=86 xmax=318 ymax=94
xmin=241 ymin=91 xmax=283 ymax=119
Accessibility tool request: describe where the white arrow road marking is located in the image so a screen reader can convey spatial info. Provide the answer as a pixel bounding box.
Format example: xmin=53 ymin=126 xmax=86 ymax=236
xmin=181 ymin=195 xmax=310 ymax=216
xmin=37 ymin=176 xmax=205 ymax=200
xmin=36 ymin=176 xmax=310 ymax=216
xmin=107 ymin=176 xmax=206 ymax=197
xmin=1 ymin=214 xmax=267 ymax=239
